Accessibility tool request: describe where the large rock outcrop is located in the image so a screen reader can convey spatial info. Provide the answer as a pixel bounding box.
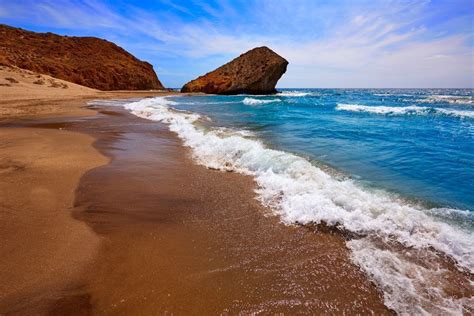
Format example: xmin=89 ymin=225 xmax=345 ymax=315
xmin=181 ymin=46 xmax=288 ymax=95
xmin=0 ymin=24 xmax=164 ymax=91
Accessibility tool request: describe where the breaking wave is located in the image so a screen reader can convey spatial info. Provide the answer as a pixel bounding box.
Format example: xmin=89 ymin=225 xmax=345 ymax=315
xmin=99 ymin=96 xmax=474 ymax=315
xmin=433 ymin=108 xmax=474 ymax=119
xmin=420 ymin=95 xmax=474 ymax=105
xmin=243 ymin=97 xmax=281 ymax=105
xmin=336 ymin=103 xmax=474 ymax=119
xmin=277 ymin=91 xmax=313 ymax=97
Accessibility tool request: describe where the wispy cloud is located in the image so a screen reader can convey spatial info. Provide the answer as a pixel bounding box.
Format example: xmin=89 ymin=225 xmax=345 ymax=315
xmin=0 ymin=0 xmax=472 ymax=87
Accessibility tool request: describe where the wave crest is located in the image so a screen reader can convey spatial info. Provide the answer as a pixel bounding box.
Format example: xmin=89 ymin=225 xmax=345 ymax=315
xmin=107 ymin=97 xmax=474 ymax=315
xmin=420 ymin=95 xmax=474 ymax=105
xmin=336 ymin=103 xmax=474 ymax=119
xmin=277 ymin=91 xmax=313 ymax=97
xmin=243 ymin=97 xmax=281 ymax=105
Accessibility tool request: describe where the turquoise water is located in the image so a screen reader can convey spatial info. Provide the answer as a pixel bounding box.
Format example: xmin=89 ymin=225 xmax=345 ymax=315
xmin=169 ymin=89 xmax=474 ymax=212
xmin=101 ymin=89 xmax=474 ymax=313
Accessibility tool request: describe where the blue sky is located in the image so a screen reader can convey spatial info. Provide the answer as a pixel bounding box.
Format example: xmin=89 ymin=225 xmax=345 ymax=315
xmin=1 ymin=0 xmax=473 ymax=88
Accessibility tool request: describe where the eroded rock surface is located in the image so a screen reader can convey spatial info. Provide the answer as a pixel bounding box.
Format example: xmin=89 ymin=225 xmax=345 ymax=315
xmin=0 ymin=24 xmax=164 ymax=91
xmin=181 ymin=47 xmax=288 ymax=95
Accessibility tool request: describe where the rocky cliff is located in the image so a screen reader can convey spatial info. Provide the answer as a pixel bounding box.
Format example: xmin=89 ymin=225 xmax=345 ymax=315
xmin=0 ymin=24 xmax=164 ymax=91
xmin=181 ymin=46 xmax=288 ymax=95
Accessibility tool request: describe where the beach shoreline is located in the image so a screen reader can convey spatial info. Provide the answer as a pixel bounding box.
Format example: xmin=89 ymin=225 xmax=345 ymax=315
xmin=0 ymin=90 xmax=178 ymax=314
xmin=0 ymin=92 xmax=393 ymax=314
xmin=2 ymin=4 xmax=472 ymax=313
xmin=0 ymin=126 xmax=107 ymax=315
xmin=113 ymin=92 xmax=474 ymax=314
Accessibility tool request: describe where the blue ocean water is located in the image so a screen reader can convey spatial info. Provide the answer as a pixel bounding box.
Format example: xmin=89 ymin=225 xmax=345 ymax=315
xmin=169 ymin=89 xmax=474 ymax=212
xmin=101 ymin=89 xmax=474 ymax=313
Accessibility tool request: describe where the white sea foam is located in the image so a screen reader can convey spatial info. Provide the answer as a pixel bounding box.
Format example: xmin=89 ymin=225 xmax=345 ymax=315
xmin=336 ymin=104 xmax=430 ymax=115
xmin=348 ymin=238 xmax=473 ymax=315
xmin=420 ymin=95 xmax=474 ymax=105
xmin=104 ymin=96 xmax=474 ymax=314
xmin=243 ymin=97 xmax=281 ymax=105
xmin=178 ymin=101 xmax=238 ymax=105
xmin=436 ymin=108 xmax=474 ymax=119
xmin=214 ymin=126 xmax=256 ymax=138
xmin=336 ymin=103 xmax=474 ymax=119
xmin=277 ymin=91 xmax=313 ymax=97
xmin=373 ymin=93 xmax=416 ymax=97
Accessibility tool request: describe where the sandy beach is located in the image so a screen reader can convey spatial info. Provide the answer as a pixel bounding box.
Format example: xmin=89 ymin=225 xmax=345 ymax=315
xmin=2 ymin=3 xmax=473 ymax=313
xmin=0 ymin=127 xmax=106 ymax=314
xmin=0 ymin=67 xmax=174 ymax=314
xmin=0 ymin=68 xmax=392 ymax=314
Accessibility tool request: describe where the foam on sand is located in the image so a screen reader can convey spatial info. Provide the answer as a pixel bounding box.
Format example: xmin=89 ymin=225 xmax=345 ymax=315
xmin=107 ymin=97 xmax=474 ymax=314
xmin=348 ymin=238 xmax=473 ymax=315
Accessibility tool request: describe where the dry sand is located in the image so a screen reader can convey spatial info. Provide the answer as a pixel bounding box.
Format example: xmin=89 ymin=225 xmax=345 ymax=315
xmin=0 ymin=67 xmax=391 ymax=314
xmin=0 ymin=65 xmax=175 ymax=120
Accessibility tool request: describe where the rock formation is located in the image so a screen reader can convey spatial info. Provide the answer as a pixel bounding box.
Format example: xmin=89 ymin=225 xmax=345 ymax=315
xmin=181 ymin=46 xmax=288 ymax=95
xmin=0 ymin=24 xmax=164 ymax=91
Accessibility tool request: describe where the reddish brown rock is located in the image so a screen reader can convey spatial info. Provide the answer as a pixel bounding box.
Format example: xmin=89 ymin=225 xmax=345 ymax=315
xmin=181 ymin=46 xmax=288 ymax=95
xmin=0 ymin=24 xmax=164 ymax=91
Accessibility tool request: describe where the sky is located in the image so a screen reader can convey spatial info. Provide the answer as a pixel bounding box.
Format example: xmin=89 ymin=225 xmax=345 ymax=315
xmin=0 ymin=0 xmax=473 ymax=88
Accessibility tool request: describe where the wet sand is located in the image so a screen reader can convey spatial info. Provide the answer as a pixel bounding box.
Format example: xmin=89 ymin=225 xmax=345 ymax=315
xmin=1 ymin=101 xmax=392 ymax=314
xmin=0 ymin=83 xmax=184 ymax=314
xmin=0 ymin=127 xmax=108 ymax=314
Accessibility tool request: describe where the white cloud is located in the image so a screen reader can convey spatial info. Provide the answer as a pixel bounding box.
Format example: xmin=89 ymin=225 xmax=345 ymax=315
xmin=0 ymin=0 xmax=472 ymax=87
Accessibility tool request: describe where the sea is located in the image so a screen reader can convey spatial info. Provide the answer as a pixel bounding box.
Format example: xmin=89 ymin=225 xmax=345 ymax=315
xmin=95 ymin=89 xmax=474 ymax=314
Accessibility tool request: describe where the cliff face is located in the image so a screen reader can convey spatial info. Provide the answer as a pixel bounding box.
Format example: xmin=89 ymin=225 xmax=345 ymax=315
xmin=181 ymin=46 xmax=288 ymax=95
xmin=0 ymin=24 xmax=164 ymax=91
